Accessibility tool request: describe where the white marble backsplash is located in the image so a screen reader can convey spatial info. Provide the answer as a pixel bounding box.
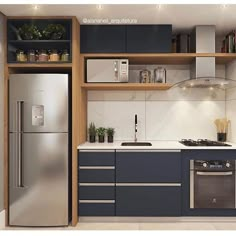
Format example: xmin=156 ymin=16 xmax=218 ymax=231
xmin=88 ymin=64 xmax=227 ymax=141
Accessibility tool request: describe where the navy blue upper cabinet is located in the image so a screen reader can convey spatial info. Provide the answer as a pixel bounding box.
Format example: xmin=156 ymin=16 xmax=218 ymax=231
xmin=126 ymin=25 xmax=172 ymax=53
xmin=80 ymin=25 xmax=126 ymax=53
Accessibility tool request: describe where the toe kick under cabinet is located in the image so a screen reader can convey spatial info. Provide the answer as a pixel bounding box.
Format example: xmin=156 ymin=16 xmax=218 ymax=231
xmin=78 ymin=149 xmax=182 ymax=217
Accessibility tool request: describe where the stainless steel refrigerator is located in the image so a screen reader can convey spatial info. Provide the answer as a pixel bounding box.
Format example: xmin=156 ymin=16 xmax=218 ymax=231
xmin=9 ymin=74 xmax=69 ymax=226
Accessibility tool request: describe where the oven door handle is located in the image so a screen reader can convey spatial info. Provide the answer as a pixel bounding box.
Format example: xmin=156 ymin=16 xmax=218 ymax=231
xmin=196 ymin=171 xmax=233 ymax=176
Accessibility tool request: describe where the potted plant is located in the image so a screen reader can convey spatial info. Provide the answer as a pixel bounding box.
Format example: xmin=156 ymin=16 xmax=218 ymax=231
xmin=107 ymin=128 xmax=115 ymax=143
xmin=88 ymin=122 xmax=96 ymax=143
xmin=18 ymin=24 xmax=42 ymax=40
xmin=96 ymin=127 xmax=106 ymax=143
xmin=42 ymin=24 xmax=66 ymax=40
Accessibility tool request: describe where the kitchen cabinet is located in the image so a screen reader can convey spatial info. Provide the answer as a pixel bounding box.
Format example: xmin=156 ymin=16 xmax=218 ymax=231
xmin=116 ymin=186 xmax=181 ymax=216
xmin=78 ymin=150 xmax=115 ymax=216
xmin=80 ymin=25 xmax=172 ymax=53
xmin=126 ymin=25 xmax=172 ymax=53
xmin=116 ymin=150 xmax=181 ymax=216
xmin=7 ymin=18 xmax=72 ymax=63
xmin=80 ymin=25 xmax=126 ymax=53
xmin=116 ymin=150 xmax=181 ymax=183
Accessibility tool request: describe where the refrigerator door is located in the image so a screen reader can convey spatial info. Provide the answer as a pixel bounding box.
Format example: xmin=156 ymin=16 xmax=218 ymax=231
xmin=9 ymin=133 xmax=68 ymax=226
xmin=9 ymin=74 xmax=68 ymax=133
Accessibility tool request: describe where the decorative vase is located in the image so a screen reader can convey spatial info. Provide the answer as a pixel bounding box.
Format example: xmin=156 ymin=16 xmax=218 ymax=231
xmin=89 ymin=135 xmax=96 ymax=143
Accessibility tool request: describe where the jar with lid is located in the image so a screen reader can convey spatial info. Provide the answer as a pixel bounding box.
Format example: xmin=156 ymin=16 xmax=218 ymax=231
xmin=16 ymin=50 xmax=27 ymax=62
xmin=38 ymin=49 xmax=48 ymax=62
xmin=27 ymin=49 xmax=36 ymax=62
xmin=61 ymin=49 xmax=70 ymax=62
xmin=49 ymin=49 xmax=60 ymax=62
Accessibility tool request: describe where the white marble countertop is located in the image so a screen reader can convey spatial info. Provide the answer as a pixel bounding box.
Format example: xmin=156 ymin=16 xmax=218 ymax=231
xmin=78 ymin=141 xmax=236 ymax=150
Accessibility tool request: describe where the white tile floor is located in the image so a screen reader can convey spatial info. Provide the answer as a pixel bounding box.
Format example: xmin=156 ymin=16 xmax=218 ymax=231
xmin=3 ymin=218 xmax=236 ymax=230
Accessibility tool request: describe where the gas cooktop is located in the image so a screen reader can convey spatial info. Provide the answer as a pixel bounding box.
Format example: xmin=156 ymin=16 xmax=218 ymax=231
xmin=179 ymin=139 xmax=232 ymax=147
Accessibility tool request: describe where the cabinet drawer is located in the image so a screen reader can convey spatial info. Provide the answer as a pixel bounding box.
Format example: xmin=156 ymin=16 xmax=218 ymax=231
xmin=79 ymin=186 xmax=115 ymax=200
xmin=79 ymin=202 xmax=115 ymax=216
xmin=116 ymin=150 xmax=181 ymax=183
xmin=79 ymin=150 xmax=115 ymax=166
xmin=116 ymin=186 xmax=181 ymax=216
xmin=79 ymin=169 xmax=115 ymax=183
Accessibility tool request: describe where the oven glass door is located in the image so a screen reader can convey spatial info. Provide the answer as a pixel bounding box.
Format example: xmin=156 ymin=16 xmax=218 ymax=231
xmin=194 ymin=171 xmax=235 ymax=209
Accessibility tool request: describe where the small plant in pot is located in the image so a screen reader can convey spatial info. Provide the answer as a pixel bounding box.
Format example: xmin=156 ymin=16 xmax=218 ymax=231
xmin=42 ymin=24 xmax=66 ymax=40
xmin=88 ymin=122 xmax=96 ymax=143
xmin=18 ymin=24 xmax=42 ymax=40
xmin=96 ymin=127 xmax=106 ymax=143
xmin=107 ymin=128 xmax=115 ymax=143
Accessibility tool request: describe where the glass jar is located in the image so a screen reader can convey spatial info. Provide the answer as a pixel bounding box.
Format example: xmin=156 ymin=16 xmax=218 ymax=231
xmin=27 ymin=49 xmax=36 ymax=62
xmin=61 ymin=49 xmax=70 ymax=62
xmin=16 ymin=50 xmax=27 ymax=62
xmin=38 ymin=49 xmax=48 ymax=62
xmin=49 ymin=49 xmax=60 ymax=62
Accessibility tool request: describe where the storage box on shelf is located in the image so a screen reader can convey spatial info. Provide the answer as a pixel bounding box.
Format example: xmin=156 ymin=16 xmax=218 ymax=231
xmin=7 ymin=18 xmax=72 ymax=64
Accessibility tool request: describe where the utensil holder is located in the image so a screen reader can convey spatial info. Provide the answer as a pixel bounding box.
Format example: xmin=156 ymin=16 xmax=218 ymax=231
xmin=217 ymin=133 xmax=227 ymax=142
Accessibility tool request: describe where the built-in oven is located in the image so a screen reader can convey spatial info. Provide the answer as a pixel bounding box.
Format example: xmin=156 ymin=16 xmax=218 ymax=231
xmin=190 ymin=160 xmax=236 ymax=209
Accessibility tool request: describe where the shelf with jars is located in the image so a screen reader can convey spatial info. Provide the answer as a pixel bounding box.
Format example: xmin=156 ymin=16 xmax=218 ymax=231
xmin=7 ymin=18 xmax=72 ymax=63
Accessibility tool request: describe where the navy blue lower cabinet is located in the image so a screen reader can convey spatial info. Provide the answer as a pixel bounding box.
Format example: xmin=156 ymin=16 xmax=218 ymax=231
xmin=116 ymin=186 xmax=181 ymax=216
xmin=79 ymin=186 xmax=115 ymax=200
xmin=79 ymin=150 xmax=115 ymax=166
xmin=79 ymin=202 xmax=115 ymax=216
xmin=79 ymin=169 xmax=115 ymax=183
xmin=116 ymin=150 xmax=181 ymax=183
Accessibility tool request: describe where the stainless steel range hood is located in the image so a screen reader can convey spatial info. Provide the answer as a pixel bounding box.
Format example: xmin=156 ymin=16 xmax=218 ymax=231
xmin=173 ymin=25 xmax=236 ymax=89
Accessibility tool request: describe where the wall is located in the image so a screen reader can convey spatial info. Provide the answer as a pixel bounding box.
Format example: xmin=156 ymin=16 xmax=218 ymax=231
xmin=226 ymin=60 xmax=236 ymax=143
xmin=88 ymin=64 xmax=226 ymax=141
xmin=0 ymin=13 xmax=5 ymax=212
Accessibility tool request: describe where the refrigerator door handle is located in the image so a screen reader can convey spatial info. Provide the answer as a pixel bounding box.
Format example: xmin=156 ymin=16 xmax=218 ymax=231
xmin=16 ymin=101 xmax=24 ymax=188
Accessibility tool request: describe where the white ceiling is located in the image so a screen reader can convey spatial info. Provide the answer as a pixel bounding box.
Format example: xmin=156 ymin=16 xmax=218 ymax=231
xmin=0 ymin=4 xmax=236 ymax=34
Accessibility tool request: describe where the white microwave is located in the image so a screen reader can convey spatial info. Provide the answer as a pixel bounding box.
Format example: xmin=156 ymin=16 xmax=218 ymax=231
xmin=86 ymin=59 xmax=129 ymax=83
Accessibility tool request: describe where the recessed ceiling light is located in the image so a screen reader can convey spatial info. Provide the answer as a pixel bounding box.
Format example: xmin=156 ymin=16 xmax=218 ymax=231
xmin=33 ymin=5 xmax=39 ymax=10
xmin=209 ymin=87 xmax=214 ymax=91
xmin=96 ymin=4 xmax=103 ymax=10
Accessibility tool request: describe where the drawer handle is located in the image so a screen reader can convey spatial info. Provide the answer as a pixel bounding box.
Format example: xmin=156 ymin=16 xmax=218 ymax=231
xmin=116 ymin=183 xmax=181 ymax=187
xmin=79 ymin=183 xmax=115 ymax=186
xmin=79 ymin=200 xmax=115 ymax=204
xmin=79 ymin=166 xmax=115 ymax=170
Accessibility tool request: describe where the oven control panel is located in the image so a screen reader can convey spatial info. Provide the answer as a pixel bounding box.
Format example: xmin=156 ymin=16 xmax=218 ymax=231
xmin=193 ymin=160 xmax=235 ymax=171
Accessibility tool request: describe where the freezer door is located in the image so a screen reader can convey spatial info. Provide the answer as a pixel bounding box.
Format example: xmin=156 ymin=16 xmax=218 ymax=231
xmin=9 ymin=74 xmax=68 ymax=133
xmin=9 ymin=133 xmax=68 ymax=226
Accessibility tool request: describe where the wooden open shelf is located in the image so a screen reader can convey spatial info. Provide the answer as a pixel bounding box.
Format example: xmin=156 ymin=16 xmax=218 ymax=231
xmin=81 ymin=53 xmax=236 ymax=65
xmin=8 ymin=63 xmax=72 ymax=68
xmin=81 ymin=83 xmax=172 ymax=90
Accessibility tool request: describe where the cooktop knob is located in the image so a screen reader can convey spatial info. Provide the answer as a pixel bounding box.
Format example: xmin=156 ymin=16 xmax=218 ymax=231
xmin=203 ymin=162 xmax=207 ymax=168
xmin=226 ymin=162 xmax=230 ymax=168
